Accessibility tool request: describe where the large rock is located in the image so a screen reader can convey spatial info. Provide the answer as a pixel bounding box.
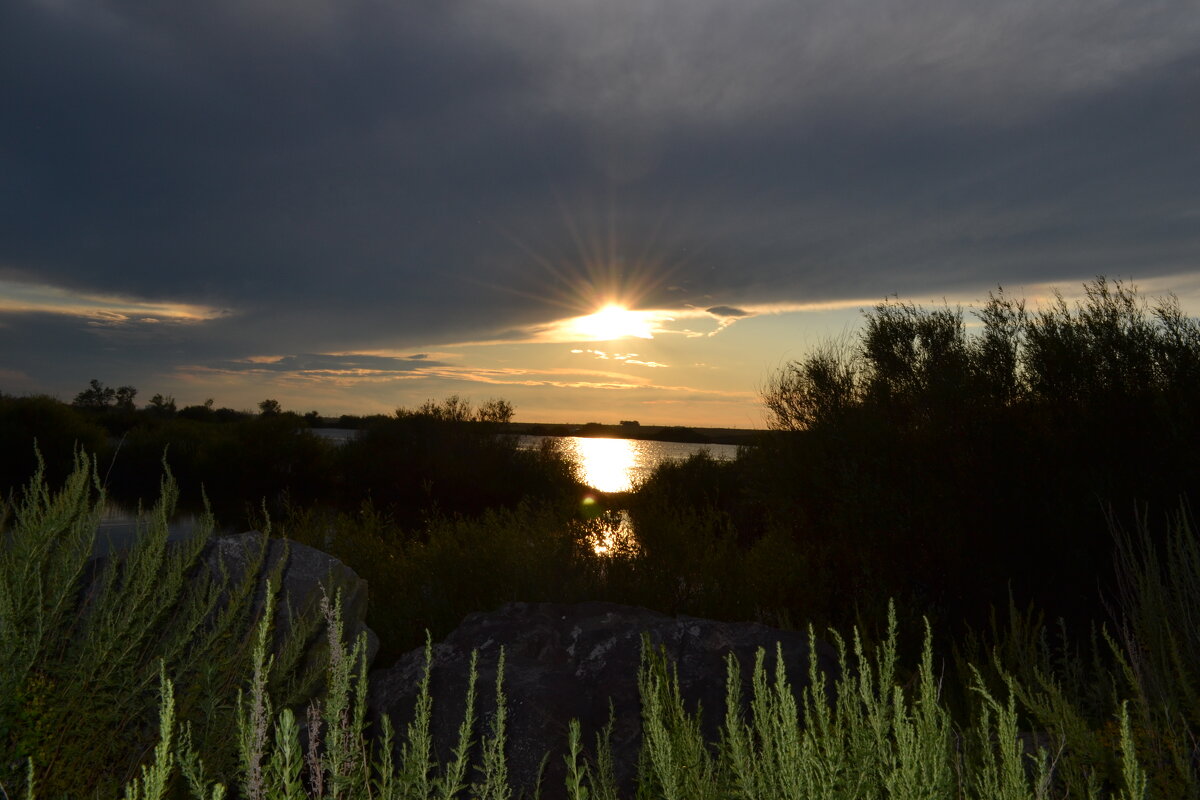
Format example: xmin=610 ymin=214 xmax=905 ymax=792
xmin=85 ymin=529 xmax=379 ymax=670
xmin=368 ymin=601 xmax=837 ymax=798
xmin=204 ymin=532 xmax=379 ymax=666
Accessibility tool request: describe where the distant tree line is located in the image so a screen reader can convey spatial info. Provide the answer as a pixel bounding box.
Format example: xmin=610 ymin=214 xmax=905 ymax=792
xmin=0 ymin=390 xmax=578 ymax=528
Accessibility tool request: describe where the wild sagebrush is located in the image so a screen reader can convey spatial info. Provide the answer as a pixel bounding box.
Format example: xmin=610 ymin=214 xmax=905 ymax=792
xmin=16 ymin=588 xmax=1184 ymax=800
xmin=5 ymin=459 xmax=1198 ymax=799
xmin=0 ymin=453 xmax=321 ymax=796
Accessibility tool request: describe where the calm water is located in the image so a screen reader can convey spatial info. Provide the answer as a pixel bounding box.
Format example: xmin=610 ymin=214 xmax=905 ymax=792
xmin=95 ymin=502 xmax=209 ymax=555
xmin=99 ymin=431 xmax=732 ymax=558
xmin=313 ymin=428 xmax=740 ymax=493
xmin=518 ymin=435 xmax=739 ymax=493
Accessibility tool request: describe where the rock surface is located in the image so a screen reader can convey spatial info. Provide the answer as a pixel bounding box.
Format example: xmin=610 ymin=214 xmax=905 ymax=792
xmin=85 ymin=529 xmax=379 ymax=669
xmin=368 ymin=601 xmax=837 ymax=798
xmin=204 ymin=532 xmax=379 ymax=666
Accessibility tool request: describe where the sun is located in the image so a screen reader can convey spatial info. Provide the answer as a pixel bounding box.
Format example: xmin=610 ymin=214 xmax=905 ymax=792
xmin=570 ymin=304 xmax=657 ymax=341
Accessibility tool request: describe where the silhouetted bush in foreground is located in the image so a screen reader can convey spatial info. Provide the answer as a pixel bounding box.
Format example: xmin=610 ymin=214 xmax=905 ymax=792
xmin=748 ymin=277 xmax=1200 ymax=631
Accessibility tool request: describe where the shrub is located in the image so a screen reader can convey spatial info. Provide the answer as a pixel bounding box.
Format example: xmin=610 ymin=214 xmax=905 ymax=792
xmin=335 ymin=404 xmax=581 ymax=526
xmin=66 ymin=597 xmax=1192 ymax=799
xmin=0 ymin=455 xmax=322 ymax=796
xmin=0 ymin=396 xmax=107 ymax=494
xmin=3 ymin=459 xmax=1198 ymax=798
xmin=752 ymin=278 xmax=1200 ymax=634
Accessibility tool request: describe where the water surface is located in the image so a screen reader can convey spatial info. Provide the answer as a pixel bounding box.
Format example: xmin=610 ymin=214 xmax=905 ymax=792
xmin=519 ymin=435 xmax=739 ymax=493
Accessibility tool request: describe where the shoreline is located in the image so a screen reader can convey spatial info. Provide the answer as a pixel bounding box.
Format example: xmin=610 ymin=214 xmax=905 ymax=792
xmin=506 ymin=421 xmax=767 ymax=447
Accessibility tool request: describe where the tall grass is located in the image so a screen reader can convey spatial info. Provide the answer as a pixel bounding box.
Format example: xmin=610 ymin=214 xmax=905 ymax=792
xmin=4 ymin=453 xmax=1199 ymax=798
xmin=0 ymin=454 xmax=323 ymax=797
xmin=22 ymin=593 xmax=1183 ymax=799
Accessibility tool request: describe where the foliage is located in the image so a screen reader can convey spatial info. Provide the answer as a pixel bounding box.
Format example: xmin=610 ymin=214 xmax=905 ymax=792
xmin=281 ymin=501 xmax=602 ymax=661
xmin=751 ymin=278 xmax=1200 ymax=634
xmin=2 ymin=456 xmax=1199 ymax=798
xmin=335 ymin=399 xmax=579 ymax=528
xmin=0 ymin=455 xmax=323 ymax=797
xmin=73 ymin=378 xmax=138 ymax=411
xmin=763 ymin=278 xmax=1200 ymax=433
xmin=0 ymin=392 xmax=581 ymax=531
xmin=0 ymin=394 xmax=108 ymax=492
xmin=259 ymin=399 xmax=283 ymax=417
xmin=15 ymin=593 xmax=1189 ymax=800
xmin=104 ymin=412 xmax=336 ymax=525
xmin=148 ymin=394 xmax=178 ymax=416
xmin=396 ymin=395 xmax=515 ymax=426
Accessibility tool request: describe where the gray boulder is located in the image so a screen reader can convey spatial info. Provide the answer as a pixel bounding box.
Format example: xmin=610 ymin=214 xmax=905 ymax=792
xmin=368 ymin=601 xmax=837 ymax=798
xmin=204 ymin=532 xmax=379 ymax=667
xmin=87 ymin=528 xmax=379 ymax=668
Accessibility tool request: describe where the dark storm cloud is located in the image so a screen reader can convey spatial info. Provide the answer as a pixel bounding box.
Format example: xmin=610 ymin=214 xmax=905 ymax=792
xmin=0 ymin=311 xmax=190 ymax=394
xmin=2 ymin=0 xmax=1199 ymax=385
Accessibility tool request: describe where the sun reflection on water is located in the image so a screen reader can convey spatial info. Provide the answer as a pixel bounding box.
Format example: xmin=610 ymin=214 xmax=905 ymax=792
xmin=575 ymin=509 xmax=636 ymax=556
xmin=563 ymin=436 xmax=639 ymax=493
xmin=559 ymin=437 xmax=639 ymax=555
xmin=525 ymin=434 xmax=739 ymax=557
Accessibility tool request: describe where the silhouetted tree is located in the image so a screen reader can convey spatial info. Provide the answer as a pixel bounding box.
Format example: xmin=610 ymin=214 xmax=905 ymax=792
xmin=73 ymin=379 xmax=116 ymax=410
xmin=114 ymin=385 xmax=137 ymax=411
xmin=147 ymin=394 xmax=177 ymax=415
xmin=477 ymin=398 xmax=514 ymax=425
xmin=258 ymin=399 xmax=282 ymax=416
xmin=397 ymin=395 xmax=513 ymax=425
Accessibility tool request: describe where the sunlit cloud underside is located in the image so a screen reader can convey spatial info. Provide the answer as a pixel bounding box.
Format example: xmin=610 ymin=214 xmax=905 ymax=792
xmin=0 ymin=279 xmax=226 ymax=324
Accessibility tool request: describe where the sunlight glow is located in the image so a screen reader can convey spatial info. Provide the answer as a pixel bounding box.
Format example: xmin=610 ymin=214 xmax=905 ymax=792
xmin=569 ymin=304 xmax=657 ymax=341
xmin=569 ymin=436 xmax=638 ymax=492
xmin=583 ymin=509 xmax=636 ymax=556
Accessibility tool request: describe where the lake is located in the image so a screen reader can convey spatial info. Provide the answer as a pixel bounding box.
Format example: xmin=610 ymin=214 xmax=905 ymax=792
xmin=96 ymin=431 xmax=734 ymax=557
xmin=312 ymin=428 xmax=740 ymax=493
xmin=518 ymin=435 xmax=740 ymax=493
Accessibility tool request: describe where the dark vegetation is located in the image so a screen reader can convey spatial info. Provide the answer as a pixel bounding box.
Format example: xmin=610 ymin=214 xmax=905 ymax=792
xmin=0 ymin=456 xmax=324 ymax=797
xmin=513 ymin=421 xmax=750 ymax=445
xmin=2 ymin=277 xmax=1199 ymax=796
xmin=0 ymin=391 xmax=582 ymax=531
xmin=753 ymin=277 xmax=1200 ymax=631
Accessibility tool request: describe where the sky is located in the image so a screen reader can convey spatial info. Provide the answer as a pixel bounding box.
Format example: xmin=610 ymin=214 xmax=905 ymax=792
xmin=2 ymin=0 xmax=1198 ymax=427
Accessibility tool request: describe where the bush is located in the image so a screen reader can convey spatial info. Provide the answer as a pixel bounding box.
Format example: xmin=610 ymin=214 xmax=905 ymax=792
xmin=0 ymin=395 xmax=108 ymax=494
xmin=336 ymin=400 xmax=582 ymax=526
xmin=0 ymin=455 xmax=323 ymax=796
xmin=751 ymin=278 xmax=1200 ymax=633
xmin=3 ymin=460 xmax=1198 ymax=798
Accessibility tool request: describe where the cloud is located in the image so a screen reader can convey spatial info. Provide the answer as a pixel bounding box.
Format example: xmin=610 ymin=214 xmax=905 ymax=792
xmin=705 ymin=305 xmax=752 ymax=318
xmin=570 ymin=349 xmax=669 ymax=367
xmin=212 ymin=353 xmax=448 ymax=375
xmin=3 ymin=0 xmax=1199 ymax=422
xmin=0 ymin=278 xmax=227 ymax=324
